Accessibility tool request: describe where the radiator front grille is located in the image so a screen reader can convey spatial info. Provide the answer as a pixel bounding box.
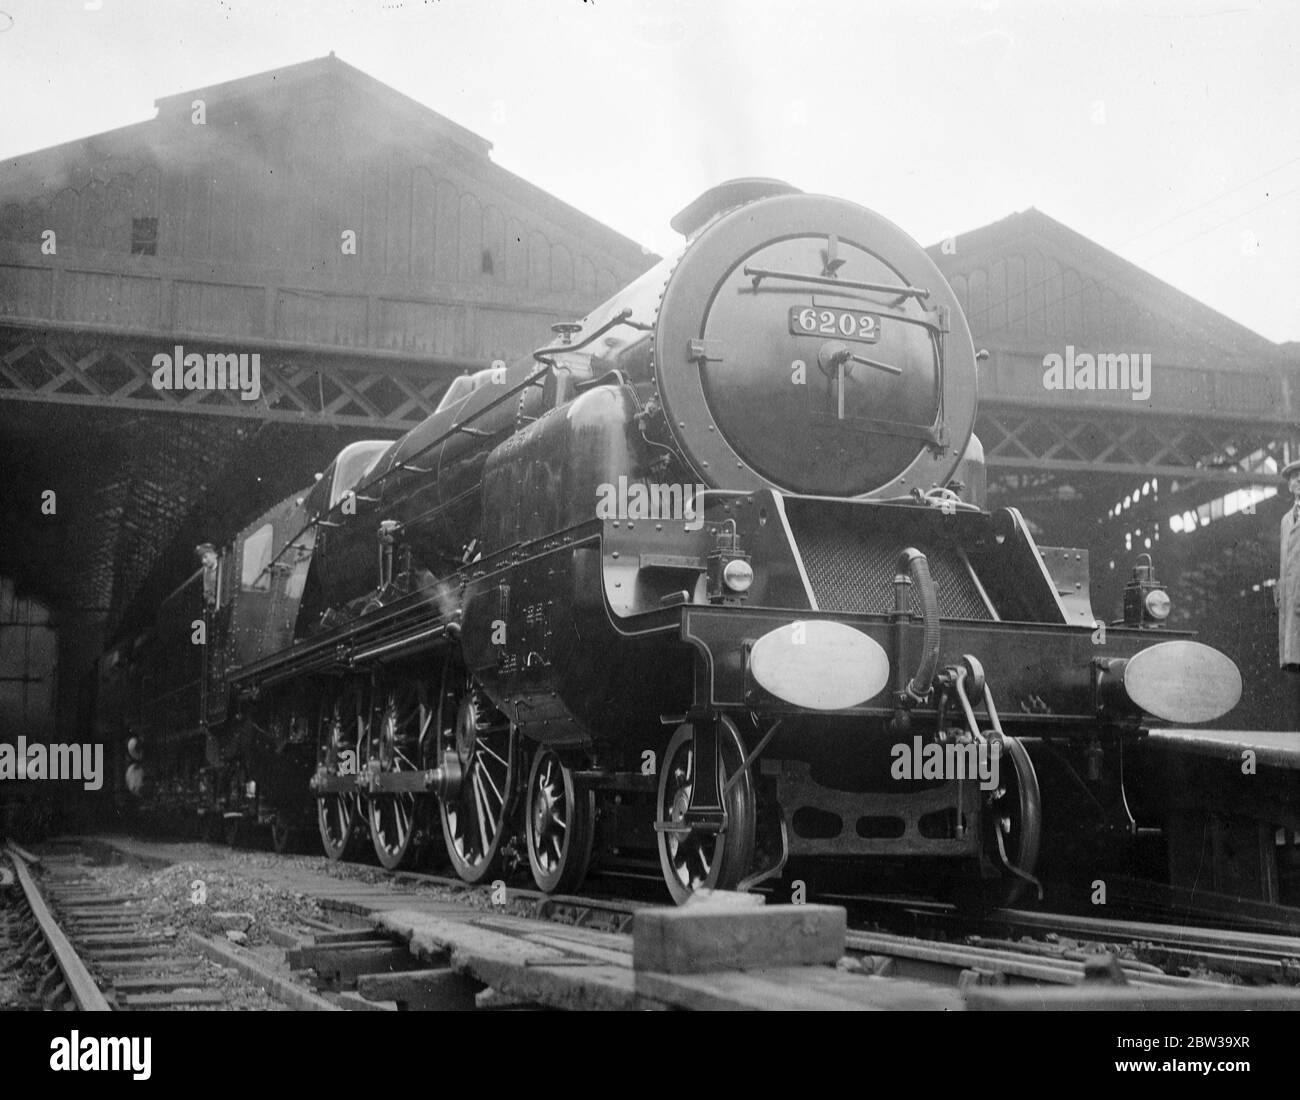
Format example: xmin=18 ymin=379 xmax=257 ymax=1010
xmin=792 ymin=525 xmax=992 ymax=620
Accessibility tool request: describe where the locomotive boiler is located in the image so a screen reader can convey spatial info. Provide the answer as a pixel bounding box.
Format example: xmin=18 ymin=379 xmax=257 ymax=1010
xmin=105 ymin=179 xmax=1243 ymax=906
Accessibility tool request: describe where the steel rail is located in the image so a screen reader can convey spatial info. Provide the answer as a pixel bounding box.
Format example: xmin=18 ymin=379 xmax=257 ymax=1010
xmin=990 ymin=905 xmax=1300 ymax=961
xmin=844 ymin=930 xmax=1223 ymax=989
xmin=4 ymin=844 xmax=112 ymax=1012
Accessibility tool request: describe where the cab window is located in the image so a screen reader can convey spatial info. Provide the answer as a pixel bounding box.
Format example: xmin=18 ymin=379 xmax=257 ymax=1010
xmin=433 ymin=367 xmax=497 ymax=413
xmin=330 ymin=441 xmax=389 ymax=508
xmin=241 ymin=524 xmax=274 ymax=591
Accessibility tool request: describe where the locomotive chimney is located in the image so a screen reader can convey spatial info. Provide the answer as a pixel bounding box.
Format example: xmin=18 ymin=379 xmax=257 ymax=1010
xmin=669 ymin=178 xmax=802 ymax=237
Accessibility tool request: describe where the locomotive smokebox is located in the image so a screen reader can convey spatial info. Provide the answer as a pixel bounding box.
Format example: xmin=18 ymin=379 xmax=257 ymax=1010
xmin=652 ymin=185 xmax=978 ymax=499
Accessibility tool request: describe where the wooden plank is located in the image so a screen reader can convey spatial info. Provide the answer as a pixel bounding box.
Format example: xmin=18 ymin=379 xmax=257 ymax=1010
xmin=94 ymin=957 xmax=201 ymax=973
xmin=186 ymin=932 xmax=340 ymax=1012
xmin=66 ymin=921 xmax=142 ymax=931
xmin=288 ymin=940 xmax=415 ymax=968
xmin=310 ymin=929 xmax=394 ymax=945
xmin=288 ymin=943 xmax=420 ymax=989
xmin=357 ymin=968 xmax=479 ymax=1010
xmin=471 ymin=915 xmax=632 ymax=955
xmin=633 ymin=903 xmax=846 ymax=974
xmin=519 ymin=934 xmax=632 ymax=968
xmin=372 ymin=911 xmax=573 ymax=969
xmin=121 ymin=990 xmax=226 ymax=1008
xmin=471 ymin=960 xmax=654 ymax=1012
xmin=371 ymin=910 xmax=647 ymax=1011
xmin=336 ymin=991 xmax=398 ymax=1011
xmin=82 ymin=946 xmax=174 ymax=960
xmin=111 ymin=976 xmax=214 ymax=992
xmin=48 ymin=895 xmax=143 ymax=906
xmin=265 ymin=926 xmax=309 ymax=950
xmin=77 ymin=934 xmax=171 ymax=948
xmin=475 ymin=987 xmax=543 ymax=1011
xmin=635 ymin=966 xmax=964 ymax=1011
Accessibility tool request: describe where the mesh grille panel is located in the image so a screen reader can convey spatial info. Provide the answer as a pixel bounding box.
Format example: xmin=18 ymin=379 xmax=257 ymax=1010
xmin=793 ymin=525 xmax=992 ymax=620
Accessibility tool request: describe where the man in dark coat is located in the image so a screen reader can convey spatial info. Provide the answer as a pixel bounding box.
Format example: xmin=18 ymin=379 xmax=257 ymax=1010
xmin=1282 ymin=459 xmax=1300 ymax=667
xmin=1280 ymin=458 xmax=1300 ymax=729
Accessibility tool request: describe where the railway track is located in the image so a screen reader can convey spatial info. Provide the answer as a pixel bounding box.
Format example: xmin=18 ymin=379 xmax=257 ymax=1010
xmin=1 ymin=841 xmax=299 ymax=1011
xmin=324 ymin=865 xmax=1300 ymax=991
xmin=18 ymin=835 xmax=1300 ymax=1009
xmin=816 ymin=886 xmax=1300 ymax=988
xmin=2 ymin=842 xmax=110 ymax=1011
xmin=208 ymin=852 xmax=1300 ymax=997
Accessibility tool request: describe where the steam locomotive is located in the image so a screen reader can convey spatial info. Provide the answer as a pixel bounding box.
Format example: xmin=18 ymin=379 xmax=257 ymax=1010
xmin=96 ymin=179 xmax=1242 ymax=906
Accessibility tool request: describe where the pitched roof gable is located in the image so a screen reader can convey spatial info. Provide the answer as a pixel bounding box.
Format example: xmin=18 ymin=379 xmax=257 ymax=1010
xmin=928 ymin=207 xmax=1285 ymax=367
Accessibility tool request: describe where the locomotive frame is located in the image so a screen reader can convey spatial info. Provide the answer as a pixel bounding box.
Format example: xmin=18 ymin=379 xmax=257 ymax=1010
xmin=94 ymin=180 xmax=1243 ymax=908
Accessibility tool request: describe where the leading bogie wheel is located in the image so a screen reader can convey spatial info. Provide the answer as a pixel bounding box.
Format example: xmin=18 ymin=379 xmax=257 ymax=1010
xmin=525 ymin=746 xmax=595 ymax=894
xmin=656 ymin=716 xmax=757 ymax=905
xmin=949 ymin=732 xmax=1042 ymax=912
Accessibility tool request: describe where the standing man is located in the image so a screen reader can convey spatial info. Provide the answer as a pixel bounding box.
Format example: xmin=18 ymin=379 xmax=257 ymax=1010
xmin=1280 ymin=458 xmax=1300 ymax=728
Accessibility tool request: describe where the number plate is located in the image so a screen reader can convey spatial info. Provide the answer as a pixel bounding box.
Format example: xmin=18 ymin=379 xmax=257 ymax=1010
xmin=790 ymin=306 xmax=880 ymax=344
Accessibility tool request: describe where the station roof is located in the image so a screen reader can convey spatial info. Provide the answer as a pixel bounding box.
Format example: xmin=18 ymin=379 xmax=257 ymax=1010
xmin=2 ymin=53 xmax=650 ymax=268
xmin=927 ymin=206 xmax=1290 ymax=373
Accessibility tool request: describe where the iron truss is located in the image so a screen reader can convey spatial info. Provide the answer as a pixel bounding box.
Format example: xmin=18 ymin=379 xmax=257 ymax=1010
xmin=0 ymin=325 xmax=474 ymax=429
xmin=1 ymin=326 xmax=1291 ymax=486
xmin=977 ymin=403 xmax=1290 ymax=486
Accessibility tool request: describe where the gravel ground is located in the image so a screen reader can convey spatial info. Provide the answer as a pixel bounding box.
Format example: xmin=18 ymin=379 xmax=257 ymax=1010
xmin=0 ymin=893 xmax=31 ymax=1008
xmin=30 ymin=854 xmax=324 ymax=1010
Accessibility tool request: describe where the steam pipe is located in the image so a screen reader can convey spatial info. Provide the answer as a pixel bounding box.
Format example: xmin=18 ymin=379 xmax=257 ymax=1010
xmin=897 ymin=548 xmax=940 ymax=703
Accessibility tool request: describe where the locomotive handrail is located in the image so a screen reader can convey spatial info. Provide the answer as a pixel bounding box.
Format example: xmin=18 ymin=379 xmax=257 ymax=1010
xmin=742 ymin=265 xmax=930 ymax=300
xmin=244 ymin=364 xmax=553 ymax=591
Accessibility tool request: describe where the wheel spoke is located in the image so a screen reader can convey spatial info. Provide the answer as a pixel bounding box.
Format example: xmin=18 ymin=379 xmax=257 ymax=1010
xmin=477 ymin=754 xmax=505 ymax=806
xmin=472 ymin=771 xmax=493 ymax=858
xmin=477 ymin=739 xmax=509 ymax=768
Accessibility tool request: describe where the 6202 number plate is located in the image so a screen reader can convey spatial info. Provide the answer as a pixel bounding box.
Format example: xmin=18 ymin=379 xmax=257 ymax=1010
xmin=790 ymin=306 xmax=880 ymax=343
